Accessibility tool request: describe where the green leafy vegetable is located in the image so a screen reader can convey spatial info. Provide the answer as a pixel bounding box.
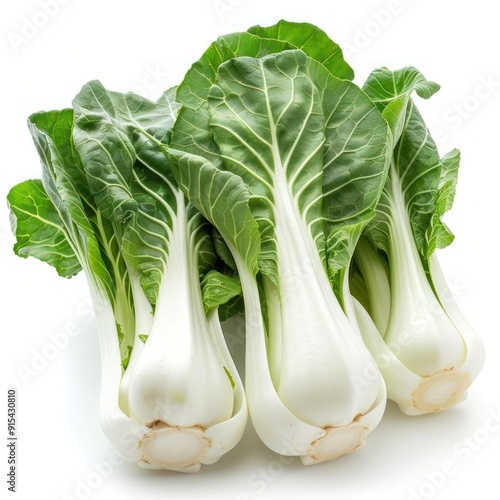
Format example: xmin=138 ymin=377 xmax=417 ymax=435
xmin=8 ymin=85 xmax=247 ymax=472
xmin=6 ymin=20 xmax=484 ymax=472
xmin=169 ymin=35 xmax=389 ymax=463
xmin=351 ymin=67 xmax=485 ymax=415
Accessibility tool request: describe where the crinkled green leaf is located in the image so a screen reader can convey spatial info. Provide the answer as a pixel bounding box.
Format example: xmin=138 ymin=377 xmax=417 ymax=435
xmin=218 ymin=294 xmax=245 ymax=322
xmin=121 ymin=345 xmax=133 ymax=370
xmin=362 ymin=67 xmax=459 ymax=269
xmin=201 ymin=270 xmax=242 ymax=313
xmin=178 ymin=20 xmax=353 ymax=110
xmin=167 ymin=149 xmax=261 ymax=276
xmin=7 ymin=179 xmax=81 ymax=278
xmin=121 ymin=163 xmax=177 ymax=304
xmin=210 ymin=226 xmax=237 ymax=271
xmin=23 ymin=108 xmax=136 ymax=363
xmin=365 ymin=101 xmax=441 ymax=257
xmin=247 ymin=19 xmax=354 ymax=80
xmin=424 ymin=149 xmax=460 ymax=256
xmin=72 ymin=84 xmax=137 ymax=223
xmin=174 ymin=20 xmax=354 ymax=174
xmin=189 ymin=205 xmax=219 ymax=279
xmin=316 ymin=65 xmax=390 ymax=286
xmin=438 ymin=148 xmax=460 ymax=206
xmin=26 ymin=109 xmax=116 ymax=299
xmin=73 ymin=83 xmax=195 ymax=305
xmin=364 ymin=67 xmax=440 ymax=144
xmin=172 ymin=49 xmax=389 ymax=294
xmin=207 ymin=50 xmax=326 ymax=286
xmin=176 ymin=31 xmax=287 ymax=110
xmin=72 ymin=82 xmax=181 ymax=224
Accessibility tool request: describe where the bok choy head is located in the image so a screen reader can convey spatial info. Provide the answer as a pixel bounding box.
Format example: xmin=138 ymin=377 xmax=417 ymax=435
xmin=351 ymin=67 xmax=485 ymax=415
xmin=7 ymin=84 xmax=247 ymax=472
xmin=168 ymin=21 xmax=391 ymax=463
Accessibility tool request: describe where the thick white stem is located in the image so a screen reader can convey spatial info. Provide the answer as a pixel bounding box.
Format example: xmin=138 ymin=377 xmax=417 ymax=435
xmin=272 ymin=159 xmax=380 ymax=428
xmin=351 ymin=296 xmax=424 ymax=411
xmin=202 ymin=308 xmax=248 ymax=465
xmin=127 ymin=196 xmax=234 ymax=429
xmin=228 ymin=244 xmax=325 ymax=457
xmin=118 ymin=267 xmax=154 ymax=416
xmin=429 ymin=253 xmax=485 ymax=381
xmin=384 ymin=166 xmax=466 ymax=376
xmin=89 ymin=287 xmax=146 ymax=461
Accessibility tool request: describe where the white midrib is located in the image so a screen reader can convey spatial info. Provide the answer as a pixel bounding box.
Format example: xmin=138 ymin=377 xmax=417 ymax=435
xmin=261 ymin=69 xmax=379 ymax=427
xmin=127 ymin=192 xmax=233 ymax=427
xmin=385 ymin=163 xmax=466 ymax=375
xmin=386 ymin=164 xmax=436 ymax=315
xmin=260 ymin=65 xmax=331 ymax=302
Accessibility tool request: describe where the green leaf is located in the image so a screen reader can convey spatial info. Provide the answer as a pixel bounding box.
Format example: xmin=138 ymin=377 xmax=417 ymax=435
xmin=121 ymin=163 xmax=177 ymax=304
xmin=178 ymin=20 xmax=354 ymax=110
xmin=7 ymin=179 xmax=81 ymax=278
xmin=167 ymin=148 xmax=261 ymax=276
xmin=189 ymin=205 xmax=219 ymax=280
xmin=173 ymin=31 xmax=288 ymax=169
xmin=317 ymin=65 xmax=390 ymax=283
xmin=121 ymin=345 xmax=133 ymax=370
xmin=223 ymin=366 xmax=235 ymax=390
xmin=177 ymin=31 xmax=287 ymax=110
xmin=207 ymin=50 xmax=326 ymax=285
xmin=72 ymin=83 xmax=138 ymax=223
xmin=247 ymin=19 xmax=354 ymax=81
xmin=117 ymin=322 xmax=125 ymax=345
xmin=28 ymin=109 xmax=92 ymax=234
xmin=173 ymin=20 xmax=354 ymax=174
xmin=424 ymin=149 xmax=460 ymax=256
xmin=73 ymin=82 xmax=191 ymax=305
xmin=210 ymin=226 xmax=237 ymax=271
xmin=72 ymin=82 xmax=181 ymax=224
xmin=364 ymin=67 xmax=440 ymax=144
xmin=364 ymin=67 xmax=440 ymax=107
xmin=27 ymin=109 xmax=116 ymax=299
xmin=362 ymin=67 xmax=459 ymax=270
xmin=28 ymin=107 xmax=136 ymax=357
xmin=438 ymin=148 xmax=460 ymax=204
xmin=366 ymin=101 xmax=441 ymax=257
xmin=171 ymin=49 xmax=389 ymax=292
xmin=201 ymin=270 xmax=242 ymax=313
xmin=218 ymin=294 xmax=245 ymax=322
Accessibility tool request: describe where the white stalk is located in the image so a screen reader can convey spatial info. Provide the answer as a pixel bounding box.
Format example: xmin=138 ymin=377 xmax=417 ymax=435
xmin=231 ymin=159 xmax=386 ymax=463
xmin=125 ymin=195 xmax=235 ymax=471
xmin=89 ymin=286 xmax=146 ymax=462
xmin=429 ymin=253 xmax=485 ymax=383
xmin=273 ymin=162 xmax=381 ymax=429
xmin=118 ymin=266 xmax=154 ymax=416
xmin=384 ymin=166 xmax=466 ymax=377
xmin=352 ymin=166 xmax=482 ymax=414
xmin=202 ymin=308 xmax=248 ymax=465
xmin=229 ymin=248 xmax=326 ymax=460
xmin=352 ymin=296 xmax=425 ymax=414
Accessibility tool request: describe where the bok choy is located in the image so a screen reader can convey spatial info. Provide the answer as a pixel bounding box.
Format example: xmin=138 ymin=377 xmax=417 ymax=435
xmin=8 ymin=84 xmax=246 ymax=471
xmin=350 ymin=67 xmax=485 ymax=415
xmin=6 ymin=19 xmax=485 ymax=471
xmin=168 ymin=21 xmax=390 ymax=464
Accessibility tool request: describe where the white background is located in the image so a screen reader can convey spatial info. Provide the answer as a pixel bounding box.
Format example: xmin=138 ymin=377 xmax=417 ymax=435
xmin=1 ymin=0 xmax=499 ymax=499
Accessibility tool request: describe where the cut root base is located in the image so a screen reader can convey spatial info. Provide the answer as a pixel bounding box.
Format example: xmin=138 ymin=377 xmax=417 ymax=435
xmin=404 ymin=369 xmax=470 ymax=415
xmin=138 ymin=422 xmax=211 ymax=472
xmin=302 ymin=423 xmax=368 ymax=464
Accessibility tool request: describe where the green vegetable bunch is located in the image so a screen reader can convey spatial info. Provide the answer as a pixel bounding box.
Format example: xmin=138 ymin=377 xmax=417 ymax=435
xmin=7 ymin=20 xmax=484 ymax=471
